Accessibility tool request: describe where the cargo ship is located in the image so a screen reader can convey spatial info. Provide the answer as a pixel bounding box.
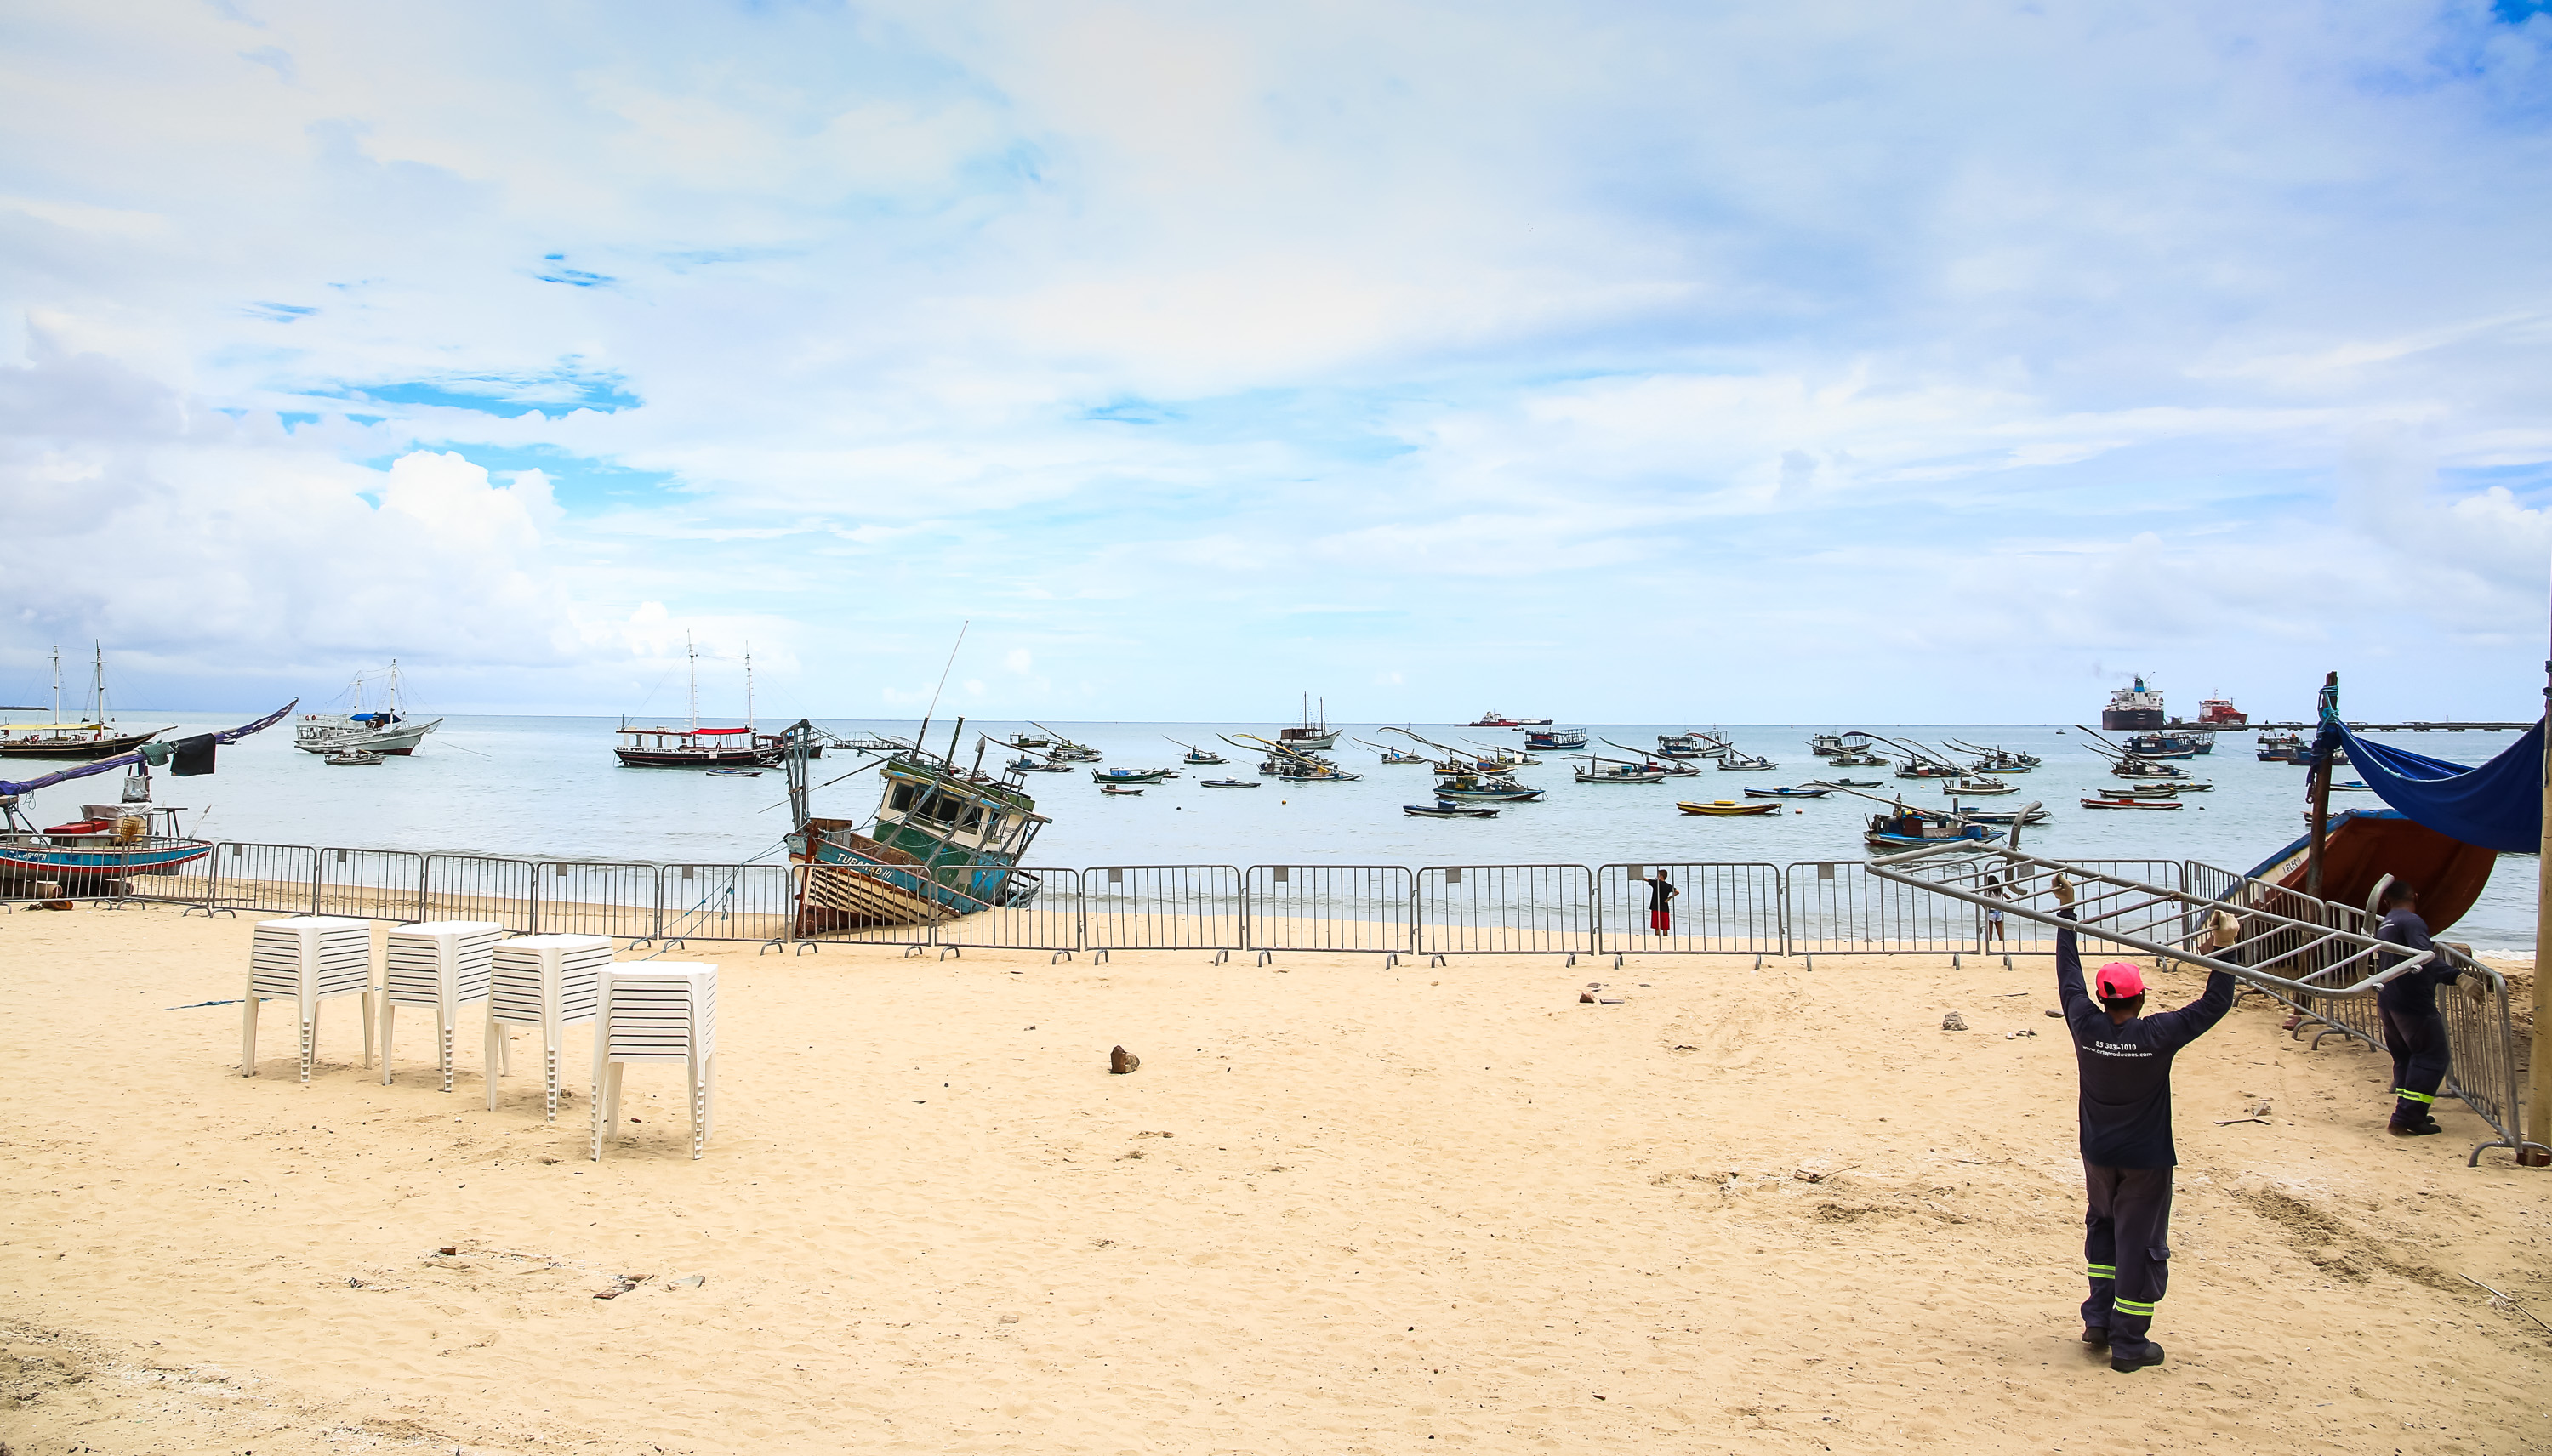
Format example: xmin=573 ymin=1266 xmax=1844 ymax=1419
xmin=2100 ymin=675 xmax=2167 ymax=731
xmin=2194 ymin=695 xmax=2248 ymax=726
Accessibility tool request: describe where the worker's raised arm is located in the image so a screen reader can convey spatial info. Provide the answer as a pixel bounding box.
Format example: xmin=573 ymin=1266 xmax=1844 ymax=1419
xmin=2053 ymin=876 xmax=2089 ymax=1015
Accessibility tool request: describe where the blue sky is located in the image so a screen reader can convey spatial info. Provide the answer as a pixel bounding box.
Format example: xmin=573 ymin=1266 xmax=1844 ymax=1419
xmin=3 ymin=1 xmax=2549 ymax=724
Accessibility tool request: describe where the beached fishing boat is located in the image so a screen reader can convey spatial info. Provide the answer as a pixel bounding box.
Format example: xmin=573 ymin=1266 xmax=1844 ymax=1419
xmin=1679 ymin=800 xmax=1780 ymax=816
xmin=787 ymin=719 xmax=1053 ymax=932
xmin=298 ymin=658 xmax=443 ymax=757
xmin=0 ymin=702 xmax=293 ymax=891
xmin=2082 ymin=795 xmax=2183 ymax=810
xmin=1744 ymin=786 xmax=1829 ymax=799
xmin=1525 ymin=728 xmax=1589 ymax=751
xmin=2 ymin=646 xmax=170 ymax=760
xmin=1406 ymin=800 xmax=1500 ymax=819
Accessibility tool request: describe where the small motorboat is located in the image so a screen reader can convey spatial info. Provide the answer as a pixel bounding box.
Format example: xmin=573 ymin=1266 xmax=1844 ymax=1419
xmin=1576 ymin=759 xmax=1668 ymax=784
xmin=1864 ymin=806 xmax=2002 ymax=848
xmin=1180 ymin=748 xmax=1228 ymax=765
xmin=1718 ymin=752 xmax=1777 ymax=771
xmin=706 ymin=769 xmax=762 ymax=777
xmin=1524 ymin=728 xmax=1590 ymax=751
xmin=325 ymin=749 xmax=385 ymax=766
xmin=1094 ymin=767 xmax=1177 ymax=784
xmin=1743 ymin=786 xmax=1829 ymax=799
xmin=1940 ymin=777 xmax=2016 ymax=796
xmin=2115 ymin=782 xmax=2183 ymax=797
xmin=1199 ymin=778 xmax=1261 ymax=788
xmin=1679 ymin=800 xmax=1781 ymax=816
xmin=1435 ymin=774 xmax=1545 ymax=801
xmin=1816 ymin=777 xmax=1883 ymax=789
xmin=1009 ymin=756 xmax=1072 ymax=774
xmin=1100 ymin=783 xmax=1145 ymax=796
xmin=1406 ymin=800 xmax=1500 ymax=819
xmin=2081 ymin=796 xmax=2183 ymax=810
xmin=1955 ymin=805 xmax=2052 ymax=825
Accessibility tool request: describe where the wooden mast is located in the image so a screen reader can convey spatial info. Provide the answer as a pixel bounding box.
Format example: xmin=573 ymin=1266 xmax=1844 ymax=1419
xmin=2532 ymin=609 xmax=2552 ymax=1165
xmin=2304 ymin=671 xmax=2336 ymax=899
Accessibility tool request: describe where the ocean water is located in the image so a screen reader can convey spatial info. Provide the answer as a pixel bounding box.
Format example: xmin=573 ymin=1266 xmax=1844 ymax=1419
xmin=20 ymin=714 xmax=2539 ymax=947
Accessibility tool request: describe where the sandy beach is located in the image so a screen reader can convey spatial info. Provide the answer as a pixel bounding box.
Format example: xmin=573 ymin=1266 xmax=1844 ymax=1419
xmin=2 ymin=902 xmax=2545 ymax=1455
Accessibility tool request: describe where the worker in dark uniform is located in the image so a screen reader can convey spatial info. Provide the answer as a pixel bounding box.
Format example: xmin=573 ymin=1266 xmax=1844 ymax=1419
xmin=2371 ymin=882 xmax=2471 ymax=1137
xmin=2052 ymin=876 xmax=2237 ymax=1373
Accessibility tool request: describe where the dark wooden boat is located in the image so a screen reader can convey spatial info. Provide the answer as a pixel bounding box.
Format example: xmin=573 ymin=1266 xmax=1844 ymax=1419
xmin=615 ymin=726 xmax=782 ymax=768
xmin=0 ymin=726 xmax=165 ymax=759
xmin=2247 ymin=808 xmax=2495 ymax=934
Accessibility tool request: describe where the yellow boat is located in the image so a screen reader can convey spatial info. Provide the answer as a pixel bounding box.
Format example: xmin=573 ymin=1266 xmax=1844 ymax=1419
xmin=1678 ymin=799 xmax=1781 ymax=816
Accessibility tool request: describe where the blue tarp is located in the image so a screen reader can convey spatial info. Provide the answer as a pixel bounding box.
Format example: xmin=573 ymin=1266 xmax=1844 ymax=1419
xmin=2318 ymin=716 xmax=2543 ymax=854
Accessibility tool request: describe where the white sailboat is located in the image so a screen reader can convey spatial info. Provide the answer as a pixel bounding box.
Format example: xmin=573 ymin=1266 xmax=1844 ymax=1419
xmin=295 ymin=659 xmax=443 ymax=755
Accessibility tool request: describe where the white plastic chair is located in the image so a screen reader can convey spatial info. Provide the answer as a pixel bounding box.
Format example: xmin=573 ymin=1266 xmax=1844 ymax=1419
xmin=242 ymin=917 xmax=375 ymax=1083
xmin=590 ymin=962 xmax=717 ymax=1160
xmin=486 ymin=934 xmax=612 ymax=1121
xmin=379 ymin=920 xmax=504 ymax=1091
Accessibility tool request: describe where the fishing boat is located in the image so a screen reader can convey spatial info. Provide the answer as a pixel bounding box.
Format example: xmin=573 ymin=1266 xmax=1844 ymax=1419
xmin=1455 ymin=739 xmax=1537 ymax=770
xmin=1679 ymin=800 xmax=1780 ymax=816
xmin=1864 ymin=805 xmax=2001 ymax=850
xmin=1743 ymin=786 xmax=1830 ymax=799
xmin=706 ymin=769 xmax=761 ymax=778
xmin=2082 ymin=795 xmax=2183 ymax=810
xmin=1525 ymin=727 xmax=1589 ymax=751
xmin=1011 ymin=731 xmax=1051 ymax=748
xmin=1814 ymin=777 xmax=1883 ymax=788
xmin=2101 ymin=674 xmax=2167 ymax=730
xmin=1661 ymin=731 xmax=1732 ymax=757
xmin=1278 ymin=695 xmax=1339 ymax=752
xmin=1406 ymin=800 xmax=1500 ymax=819
xmin=1471 ymin=710 xmax=1552 ymax=727
xmin=2 ymin=646 xmax=170 ymax=760
xmin=1167 ymin=737 xmax=1228 ymax=765
xmin=1353 ymin=737 xmax=1429 ymax=765
xmin=1807 ymin=733 xmax=1849 ymax=757
xmin=2247 ymin=808 xmax=2495 ymax=934
xmin=2115 ymin=782 xmax=2185 ymax=797
xmin=1940 ymin=777 xmax=2016 ymax=796
xmin=1719 ymin=751 xmax=1776 ymax=771
xmin=0 ymin=702 xmax=294 ymax=892
xmin=1199 ymin=778 xmax=1261 ymax=788
xmin=1228 ymin=733 xmax=1364 ymax=782
xmin=1005 ymin=754 xmax=1072 ymax=774
xmin=1030 ymin=724 xmax=1102 ymax=762
xmin=1093 ymin=767 xmax=1176 ymax=785
xmin=1827 ymin=749 xmax=1888 ymax=767
xmin=1100 ymin=783 xmax=1144 ymax=796
xmin=2126 ymin=730 xmax=2214 ymax=757
xmin=1598 ymin=737 xmax=1699 ymax=775
xmin=2257 ymin=731 xmax=2306 ymax=763
xmin=296 ymin=658 xmax=445 ymax=757
xmin=613 ymin=638 xmax=779 ymax=768
xmin=1575 ymin=758 xmax=1668 ymax=784
xmin=1954 ymin=805 xmax=2051 ymax=825
xmin=324 ymin=749 xmax=385 ymax=766
xmin=1434 ymin=772 xmax=1545 ymax=802
xmin=787 ymin=718 xmax=1053 ymax=933
xmin=1945 ymin=738 xmax=2040 ymax=771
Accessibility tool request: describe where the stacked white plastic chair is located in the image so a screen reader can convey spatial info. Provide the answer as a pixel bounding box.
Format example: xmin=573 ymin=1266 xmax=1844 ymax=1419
xmin=591 ymin=962 xmax=718 ymax=1161
xmin=242 ymin=916 xmax=375 ymax=1083
xmin=379 ymin=920 xmax=504 ymax=1092
xmin=486 ymin=933 xmax=612 ymax=1120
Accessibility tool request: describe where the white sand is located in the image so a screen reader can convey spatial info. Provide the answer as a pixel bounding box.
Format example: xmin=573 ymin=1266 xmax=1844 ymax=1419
xmin=3 ymin=902 xmax=2545 ymax=1453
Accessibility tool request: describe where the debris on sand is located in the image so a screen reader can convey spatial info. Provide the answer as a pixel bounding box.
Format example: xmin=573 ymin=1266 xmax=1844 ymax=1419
xmin=1110 ymin=1046 xmax=1142 ymax=1075
xmin=1941 ymin=1012 xmax=1968 ymax=1032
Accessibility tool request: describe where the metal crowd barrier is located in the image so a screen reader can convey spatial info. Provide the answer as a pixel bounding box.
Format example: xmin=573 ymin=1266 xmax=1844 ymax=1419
xmin=316 ymin=847 xmax=425 ymax=922
xmin=1416 ymin=864 xmax=1593 ymax=963
xmin=1245 ymin=865 xmax=1413 ymax=961
xmin=1594 ymin=862 xmax=1784 ymax=964
xmin=1085 ymin=866 xmax=1243 ymax=961
xmin=932 ymin=867 xmax=1082 ymax=959
xmin=1785 ymin=859 xmax=1969 ymax=960
xmin=532 ymin=861 xmax=660 ymax=941
xmin=659 ymin=863 xmax=795 ymax=947
xmin=420 ymin=853 xmax=538 ymax=932
xmin=208 ymin=842 xmax=321 ymax=916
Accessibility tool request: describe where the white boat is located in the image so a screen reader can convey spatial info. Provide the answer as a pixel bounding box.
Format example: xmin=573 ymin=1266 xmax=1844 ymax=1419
xmin=295 ymin=659 xmax=441 ymax=755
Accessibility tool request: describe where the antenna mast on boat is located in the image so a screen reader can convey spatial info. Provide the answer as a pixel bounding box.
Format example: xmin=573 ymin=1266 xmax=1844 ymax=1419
xmin=90 ymin=642 xmax=108 ymax=724
xmin=914 ymin=619 xmax=970 ymax=757
xmin=686 ymin=631 xmax=699 ymax=733
xmin=48 ymin=645 xmax=60 ymax=725
xmin=744 ymin=643 xmax=755 ymax=732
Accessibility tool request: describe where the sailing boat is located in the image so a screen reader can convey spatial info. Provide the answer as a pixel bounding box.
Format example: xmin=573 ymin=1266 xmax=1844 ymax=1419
xmin=1 ymin=645 xmax=172 ymax=759
xmin=614 ymin=634 xmax=779 ymax=768
xmin=295 ymin=658 xmax=442 ymax=755
xmin=1279 ymin=693 xmax=1337 ymax=752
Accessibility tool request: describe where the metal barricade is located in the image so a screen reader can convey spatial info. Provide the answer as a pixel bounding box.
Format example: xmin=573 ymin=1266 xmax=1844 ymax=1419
xmin=1986 ymin=860 xmax=2185 ymax=960
xmin=532 ymin=862 xmax=660 ymax=941
xmin=89 ymin=839 xmax=222 ymax=910
xmin=314 ymin=847 xmax=425 ymax=922
xmin=209 ymin=842 xmax=319 ymax=916
xmin=933 ymin=867 xmax=1083 ymax=958
xmin=420 ymin=854 xmax=538 ymax=932
xmin=1415 ymin=864 xmax=1594 ymax=961
xmin=1784 ymin=859 xmax=1968 ymax=960
xmin=1594 ymin=862 xmax=1783 ymax=961
xmin=1083 ymin=866 xmax=1243 ymax=958
xmin=659 ymin=863 xmax=795 ymax=946
xmin=1245 ymin=865 xmax=1413 ymax=958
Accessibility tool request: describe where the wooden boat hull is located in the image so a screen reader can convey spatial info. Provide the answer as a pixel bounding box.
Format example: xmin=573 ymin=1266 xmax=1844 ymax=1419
xmin=2247 ymin=809 xmax=2496 ymax=935
xmin=1744 ymin=788 xmax=1828 ymax=798
xmin=1406 ymin=804 xmax=1499 ymax=818
xmin=0 ymin=730 xmax=168 ymax=759
xmin=2082 ymin=797 xmax=2182 ymax=810
xmin=617 ymin=746 xmax=781 ymax=768
xmin=0 ymin=838 xmax=214 ymax=886
xmin=1679 ymin=801 xmax=1780 ymax=816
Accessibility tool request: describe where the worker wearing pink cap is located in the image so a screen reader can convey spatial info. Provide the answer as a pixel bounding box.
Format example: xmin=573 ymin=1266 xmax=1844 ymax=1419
xmin=2052 ymin=876 xmax=2237 ymax=1373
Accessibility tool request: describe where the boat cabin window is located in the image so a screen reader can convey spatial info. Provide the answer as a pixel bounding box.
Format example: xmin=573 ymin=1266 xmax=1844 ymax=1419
xmin=959 ymin=804 xmax=984 ymax=833
xmin=889 ymin=782 xmax=917 ymax=814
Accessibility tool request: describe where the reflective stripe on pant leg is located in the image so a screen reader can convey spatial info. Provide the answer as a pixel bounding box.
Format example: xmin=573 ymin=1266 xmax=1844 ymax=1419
xmin=2392 ymin=1088 xmax=2436 ymax=1105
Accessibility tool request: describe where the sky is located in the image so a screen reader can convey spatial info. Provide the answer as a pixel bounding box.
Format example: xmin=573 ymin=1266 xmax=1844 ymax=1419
xmin=3 ymin=1 xmax=2550 ymax=726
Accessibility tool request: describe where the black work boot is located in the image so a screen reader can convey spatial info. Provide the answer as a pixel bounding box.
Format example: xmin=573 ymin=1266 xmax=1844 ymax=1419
xmin=2081 ymin=1325 xmax=2110 ymax=1349
xmin=2110 ymin=1339 xmax=2166 ymax=1373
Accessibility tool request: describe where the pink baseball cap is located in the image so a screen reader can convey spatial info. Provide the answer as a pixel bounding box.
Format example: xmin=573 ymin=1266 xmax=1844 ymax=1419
xmin=2096 ymin=962 xmax=2147 ymax=998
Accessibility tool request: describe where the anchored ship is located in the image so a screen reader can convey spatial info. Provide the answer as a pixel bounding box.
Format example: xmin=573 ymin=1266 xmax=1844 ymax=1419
xmin=297 ymin=659 xmax=442 ymax=756
xmin=2100 ymin=674 xmax=2167 ymax=731
xmin=2 ymin=646 xmax=169 ymax=760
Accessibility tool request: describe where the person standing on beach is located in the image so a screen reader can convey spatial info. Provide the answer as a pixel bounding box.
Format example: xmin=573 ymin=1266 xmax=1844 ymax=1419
xmin=1981 ymin=873 xmax=2009 ymax=945
xmin=1638 ymin=870 xmax=1678 ymax=935
xmin=2051 ymin=875 xmax=2236 ymax=1373
xmin=2370 ymin=882 xmax=2474 ymax=1137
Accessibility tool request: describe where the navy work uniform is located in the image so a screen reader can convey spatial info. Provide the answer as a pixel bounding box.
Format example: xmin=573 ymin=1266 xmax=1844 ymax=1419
xmin=2373 ymin=906 xmax=2463 ymax=1133
xmin=2056 ymin=913 xmax=2236 ymax=1370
